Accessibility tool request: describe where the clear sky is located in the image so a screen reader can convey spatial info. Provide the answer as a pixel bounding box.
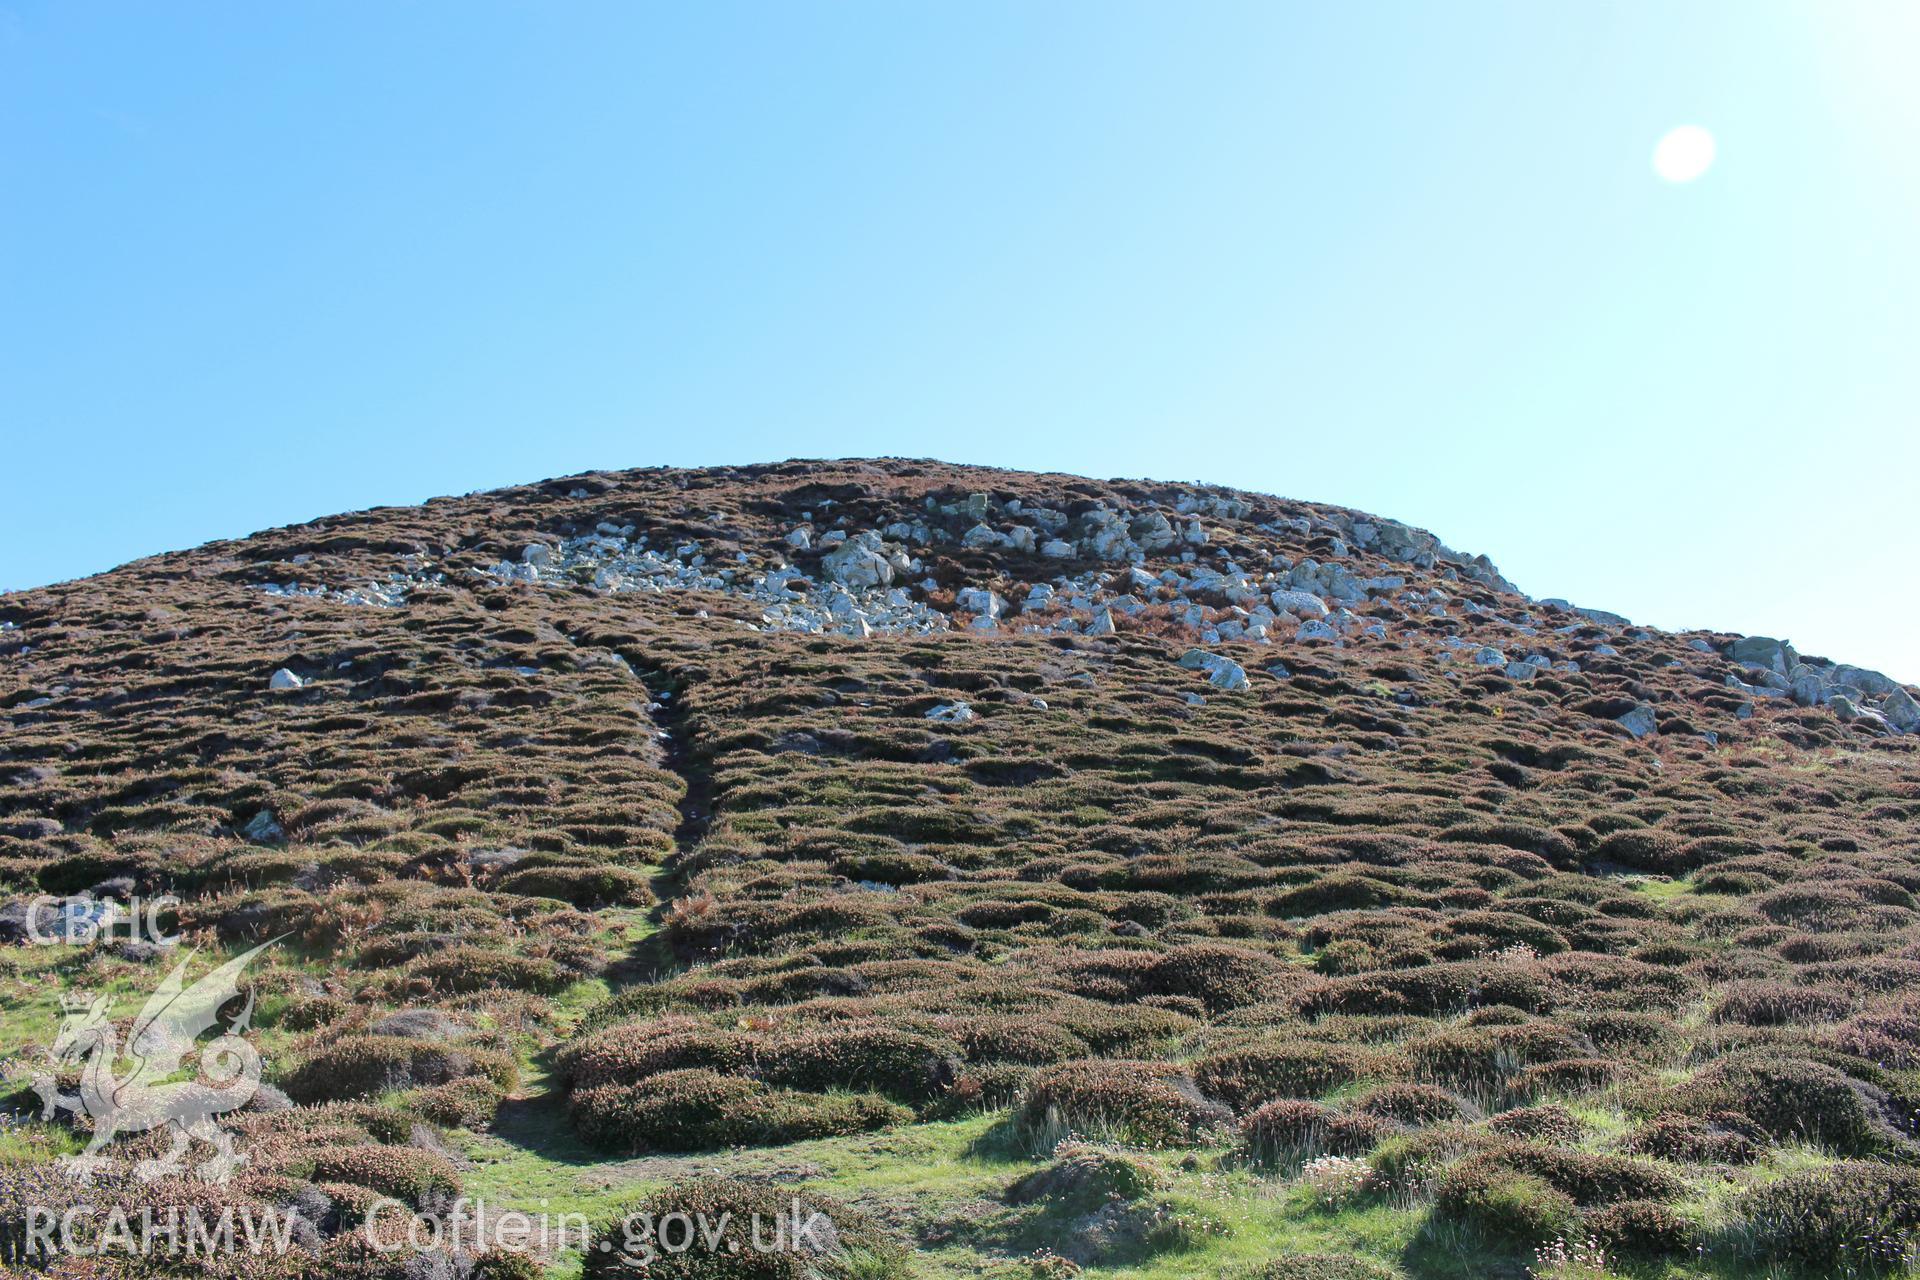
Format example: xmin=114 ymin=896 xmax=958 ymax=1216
xmin=3 ymin=4 xmax=1917 ymax=678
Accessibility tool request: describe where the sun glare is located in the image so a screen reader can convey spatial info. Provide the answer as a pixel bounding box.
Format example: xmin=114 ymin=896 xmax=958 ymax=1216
xmin=1653 ymin=125 xmax=1716 ymax=183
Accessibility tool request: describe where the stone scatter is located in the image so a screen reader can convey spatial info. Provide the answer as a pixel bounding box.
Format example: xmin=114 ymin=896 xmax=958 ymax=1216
xmin=62 ymin=464 xmax=1920 ymax=739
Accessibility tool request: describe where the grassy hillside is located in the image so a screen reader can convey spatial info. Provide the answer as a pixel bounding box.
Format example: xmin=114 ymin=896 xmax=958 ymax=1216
xmin=4 ymin=459 xmax=1920 ymax=1279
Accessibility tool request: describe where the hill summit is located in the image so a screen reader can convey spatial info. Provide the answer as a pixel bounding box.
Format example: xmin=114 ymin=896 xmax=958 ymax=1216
xmin=5 ymin=457 xmax=1920 ymax=1279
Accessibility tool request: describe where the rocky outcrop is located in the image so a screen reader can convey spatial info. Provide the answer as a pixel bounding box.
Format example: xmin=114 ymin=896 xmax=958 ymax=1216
xmin=1726 ymin=638 xmax=1917 ymax=735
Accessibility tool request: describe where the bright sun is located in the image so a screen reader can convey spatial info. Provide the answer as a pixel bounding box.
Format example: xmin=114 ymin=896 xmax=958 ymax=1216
xmin=1653 ymin=125 xmax=1716 ymax=183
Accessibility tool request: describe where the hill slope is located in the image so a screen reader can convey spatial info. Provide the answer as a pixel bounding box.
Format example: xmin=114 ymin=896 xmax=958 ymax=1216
xmin=5 ymin=458 xmax=1920 ymax=1279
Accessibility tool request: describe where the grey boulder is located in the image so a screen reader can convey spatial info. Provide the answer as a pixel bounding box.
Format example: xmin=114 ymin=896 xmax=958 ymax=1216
xmin=1882 ymin=687 xmax=1920 ymax=733
xmin=1177 ymin=648 xmax=1249 ymax=690
xmin=820 ymin=531 xmax=899 ymax=589
xmin=1827 ymin=664 xmax=1901 ymax=699
xmin=1268 ymin=588 xmax=1329 ymax=619
xmin=1729 ymin=636 xmax=1797 ymax=675
xmin=1617 ymin=704 xmax=1659 ymax=739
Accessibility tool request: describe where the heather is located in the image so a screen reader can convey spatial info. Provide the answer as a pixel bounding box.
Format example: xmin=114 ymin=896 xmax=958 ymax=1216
xmin=4 ymin=459 xmax=1920 ymax=1277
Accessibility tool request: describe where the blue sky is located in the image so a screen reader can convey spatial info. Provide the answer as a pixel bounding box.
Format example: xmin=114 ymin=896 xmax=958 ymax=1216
xmin=4 ymin=3 xmax=1917 ymax=677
